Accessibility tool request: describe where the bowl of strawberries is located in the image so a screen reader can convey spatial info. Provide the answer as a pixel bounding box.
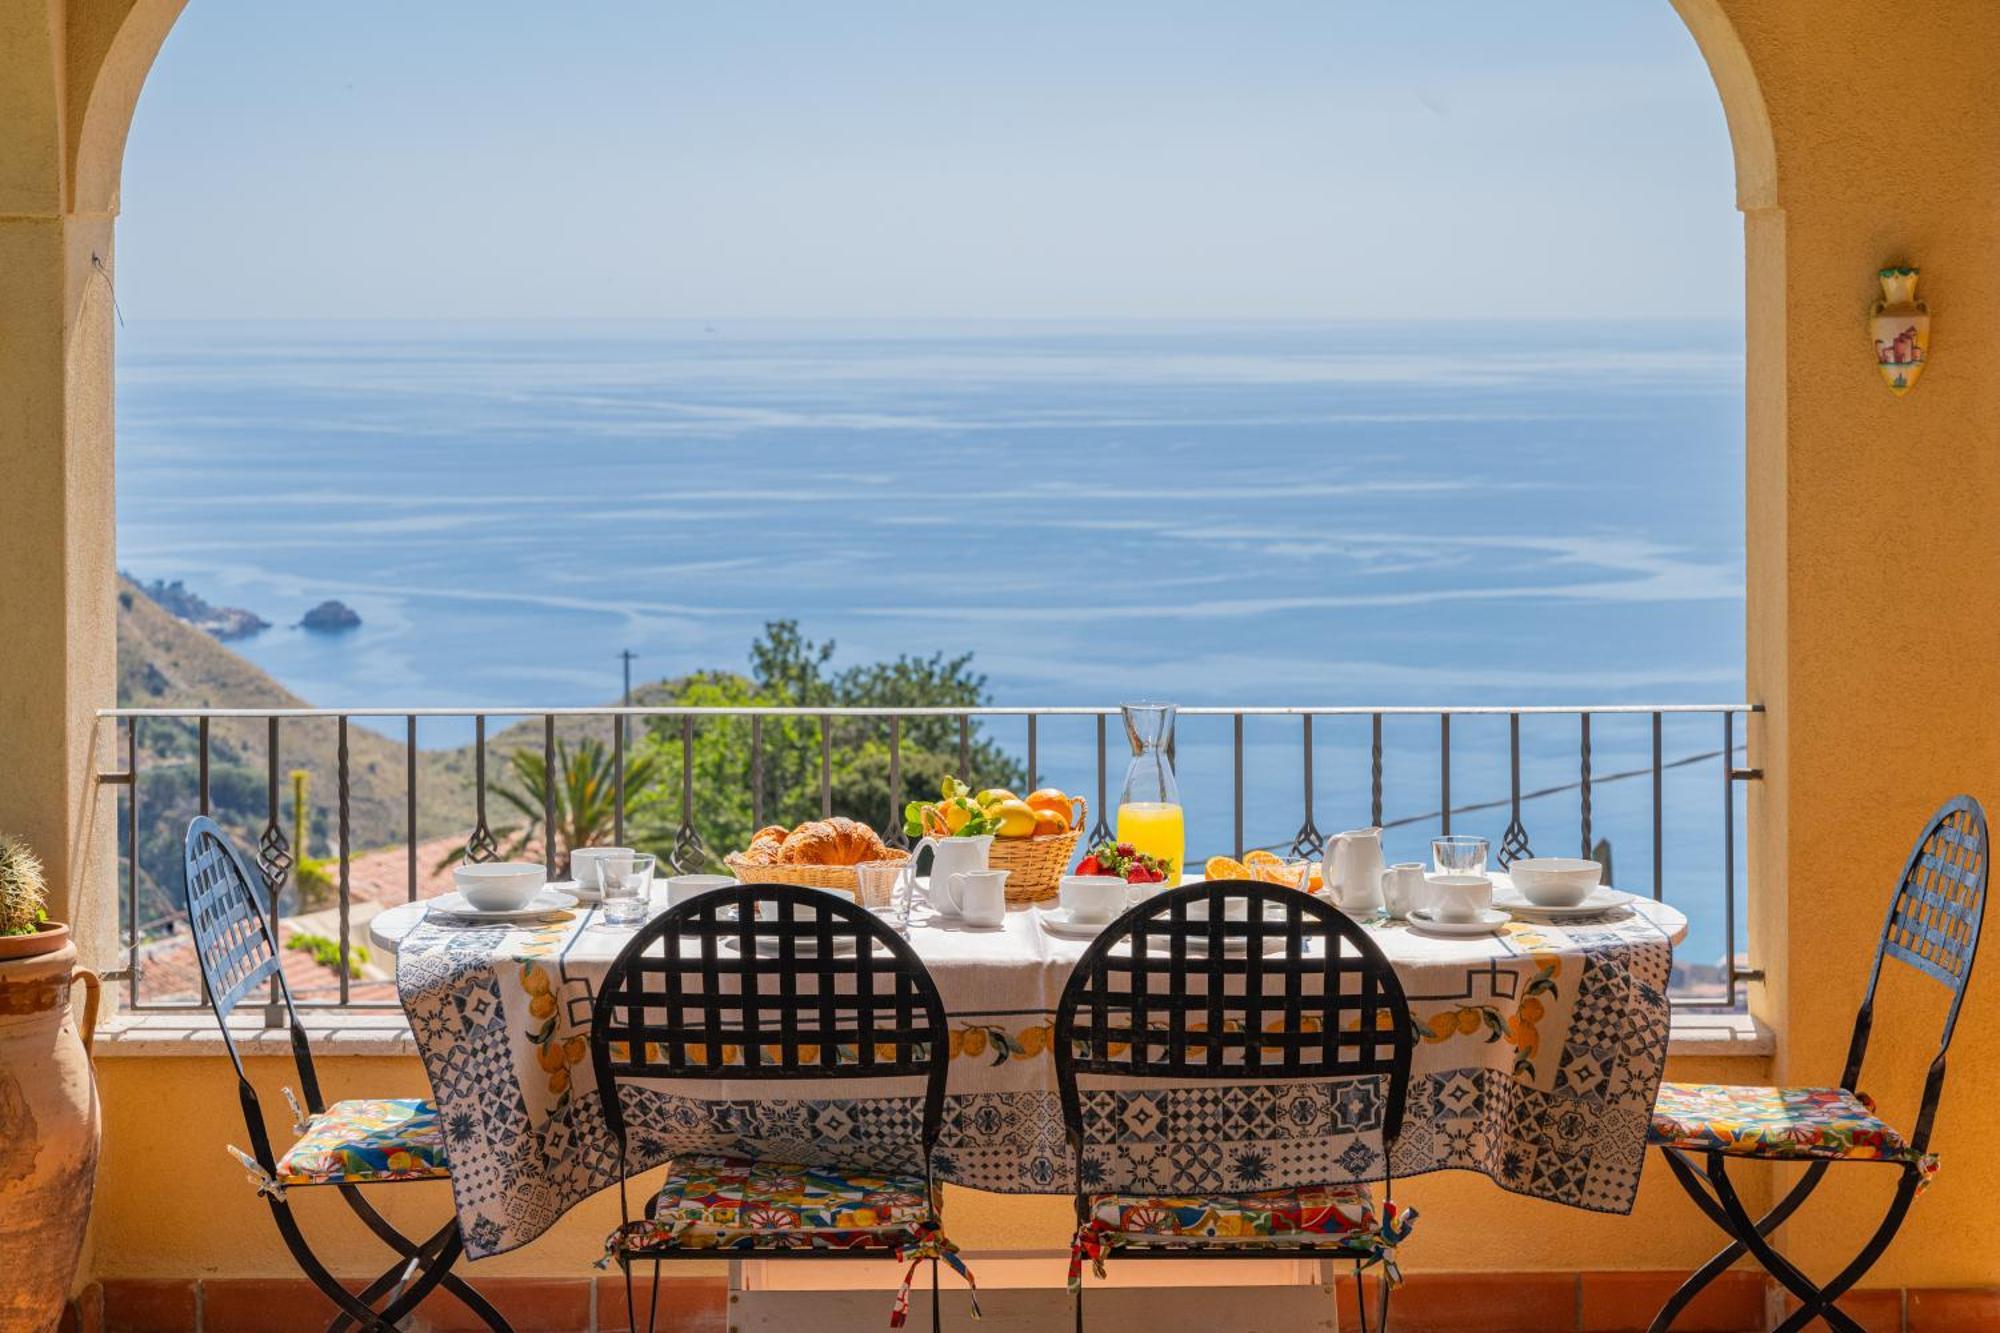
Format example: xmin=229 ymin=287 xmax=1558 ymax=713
xmin=1074 ymin=839 xmax=1174 ymax=889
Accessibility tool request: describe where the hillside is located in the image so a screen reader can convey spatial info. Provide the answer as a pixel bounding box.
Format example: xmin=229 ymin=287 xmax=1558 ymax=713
xmin=116 ymin=579 xmax=480 ymax=925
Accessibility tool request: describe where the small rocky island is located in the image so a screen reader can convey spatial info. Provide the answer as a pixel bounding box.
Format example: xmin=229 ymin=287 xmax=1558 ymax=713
xmin=299 ymin=600 xmax=362 ymax=632
xmin=128 ymin=575 xmax=270 ymax=641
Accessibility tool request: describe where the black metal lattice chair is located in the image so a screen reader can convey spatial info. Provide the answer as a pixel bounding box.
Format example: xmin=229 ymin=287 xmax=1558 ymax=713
xmin=180 ymin=817 xmax=509 ymax=1333
xmin=1054 ymin=880 xmax=1418 ymax=1333
xmin=590 ymin=882 xmax=977 ymax=1333
xmin=1646 ymin=795 xmax=1988 ymax=1333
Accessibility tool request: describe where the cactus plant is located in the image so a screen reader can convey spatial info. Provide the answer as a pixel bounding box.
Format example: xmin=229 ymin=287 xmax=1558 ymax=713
xmin=0 ymin=834 xmax=49 ymax=936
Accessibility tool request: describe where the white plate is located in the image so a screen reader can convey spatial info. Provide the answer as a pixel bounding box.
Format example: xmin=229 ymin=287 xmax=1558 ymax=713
xmin=1491 ymin=886 xmax=1632 ymax=918
xmin=1407 ymin=906 xmax=1511 ymax=936
xmin=547 ymin=878 xmax=599 ymax=903
xmin=724 ymin=934 xmax=858 ymax=958
xmin=428 ymin=889 xmax=579 ymax=922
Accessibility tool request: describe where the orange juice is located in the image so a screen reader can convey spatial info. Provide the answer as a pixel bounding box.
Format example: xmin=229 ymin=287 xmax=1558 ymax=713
xmin=1116 ymin=801 xmax=1186 ymax=886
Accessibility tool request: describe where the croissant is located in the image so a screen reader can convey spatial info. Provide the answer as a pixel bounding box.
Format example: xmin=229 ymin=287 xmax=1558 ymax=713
xmin=737 ymin=824 xmax=789 ymax=865
xmin=775 ymin=816 xmax=895 ymax=866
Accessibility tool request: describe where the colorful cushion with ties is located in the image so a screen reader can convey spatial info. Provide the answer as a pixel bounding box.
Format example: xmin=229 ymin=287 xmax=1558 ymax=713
xmin=1067 ymin=1182 xmax=1417 ymax=1290
xmin=607 ymin=1155 xmax=978 ymax=1328
xmin=612 ymin=1154 xmax=939 ymax=1254
xmin=1648 ymin=1083 xmax=1938 ymax=1186
xmin=250 ymin=1097 xmax=450 ymax=1186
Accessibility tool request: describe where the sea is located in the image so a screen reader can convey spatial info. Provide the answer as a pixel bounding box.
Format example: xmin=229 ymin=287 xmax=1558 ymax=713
xmin=115 ymin=318 xmax=1747 ymax=972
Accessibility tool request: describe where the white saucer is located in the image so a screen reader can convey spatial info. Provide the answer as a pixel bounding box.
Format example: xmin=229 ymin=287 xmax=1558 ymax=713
xmin=1407 ymin=906 xmax=1511 ymax=936
xmin=548 ymin=878 xmax=599 ymax=904
xmin=1492 ymin=886 xmax=1631 ymax=918
xmin=428 ymin=889 xmax=578 ymax=922
xmin=1035 ymin=906 xmax=1114 ymax=939
xmin=726 ymin=934 xmax=858 ymax=958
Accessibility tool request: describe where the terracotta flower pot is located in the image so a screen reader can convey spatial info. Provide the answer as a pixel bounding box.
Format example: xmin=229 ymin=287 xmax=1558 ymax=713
xmin=0 ymin=928 xmax=101 ymax=1331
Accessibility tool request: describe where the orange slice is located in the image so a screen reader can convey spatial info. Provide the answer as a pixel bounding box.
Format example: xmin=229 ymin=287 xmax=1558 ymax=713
xmin=1243 ymin=848 xmax=1283 ymax=868
xmin=1204 ymin=856 xmax=1251 ymax=880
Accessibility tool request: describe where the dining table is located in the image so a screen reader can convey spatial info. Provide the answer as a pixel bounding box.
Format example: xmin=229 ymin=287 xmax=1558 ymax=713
xmin=372 ymin=878 xmax=1685 ymax=1260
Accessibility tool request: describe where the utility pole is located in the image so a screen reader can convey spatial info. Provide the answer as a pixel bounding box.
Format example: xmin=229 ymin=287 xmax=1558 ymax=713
xmin=619 ymin=649 xmax=638 ymax=706
xmin=618 ymin=650 xmax=638 ymax=754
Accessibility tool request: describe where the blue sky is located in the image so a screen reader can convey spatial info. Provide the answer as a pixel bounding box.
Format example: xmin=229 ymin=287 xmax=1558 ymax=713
xmin=119 ymin=3 xmax=1742 ymax=320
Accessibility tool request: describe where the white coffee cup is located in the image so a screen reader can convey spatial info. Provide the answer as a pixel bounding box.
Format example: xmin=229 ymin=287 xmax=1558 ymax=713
xmin=1062 ymin=874 xmax=1129 ymax=925
xmin=666 ymin=873 xmax=736 ymax=908
xmin=1381 ymin=863 xmax=1429 ymax=920
xmin=957 ymin=870 xmax=1009 ymax=928
xmin=1060 ymin=874 xmax=1126 ymax=917
xmin=1426 ymin=873 xmax=1493 ymax=923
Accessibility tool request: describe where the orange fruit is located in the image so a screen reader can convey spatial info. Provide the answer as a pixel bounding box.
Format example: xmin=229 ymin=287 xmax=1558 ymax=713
xmin=1032 ymin=809 xmax=1069 ymax=838
xmin=1204 ymin=856 xmax=1250 ymax=880
xmin=1243 ymin=849 xmax=1283 ymax=868
xmin=1026 ymin=789 xmax=1083 ymax=829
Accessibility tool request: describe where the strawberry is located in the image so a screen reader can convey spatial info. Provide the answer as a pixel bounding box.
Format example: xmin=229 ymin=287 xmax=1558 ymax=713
xmin=1076 ymin=854 xmax=1102 ymax=877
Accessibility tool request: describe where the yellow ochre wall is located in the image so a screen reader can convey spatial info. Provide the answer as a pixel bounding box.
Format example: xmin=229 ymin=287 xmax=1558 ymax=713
xmin=4 ymin=0 xmax=2000 ymax=1300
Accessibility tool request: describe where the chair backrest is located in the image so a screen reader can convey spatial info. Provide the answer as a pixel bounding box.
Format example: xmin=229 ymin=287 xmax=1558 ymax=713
xmin=1054 ymin=880 xmax=1414 ymax=1190
xmin=182 ymin=817 xmax=320 ymax=1153
xmin=590 ymin=882 xmax=951 ymax=1163
xmin=1848 ymin=795 xmax=1989 ymax=1145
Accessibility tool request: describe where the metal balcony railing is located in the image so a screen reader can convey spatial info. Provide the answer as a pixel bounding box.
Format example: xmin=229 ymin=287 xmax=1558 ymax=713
xmin=98 ymin=703 xmax=1760 ymax=1016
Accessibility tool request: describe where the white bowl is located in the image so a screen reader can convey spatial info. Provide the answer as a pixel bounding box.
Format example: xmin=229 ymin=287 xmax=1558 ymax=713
xmin=453 ymin=861 xmax=547 ymax=911
xmin=1506 ymin=858 xmax=1603 ymax=907
xmin=569 ymin=846 xmax=637 ymax=889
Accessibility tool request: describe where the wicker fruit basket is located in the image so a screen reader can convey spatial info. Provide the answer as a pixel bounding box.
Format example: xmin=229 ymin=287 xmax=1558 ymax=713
xmin=986 ymin=798 xmax=1087 ymax=905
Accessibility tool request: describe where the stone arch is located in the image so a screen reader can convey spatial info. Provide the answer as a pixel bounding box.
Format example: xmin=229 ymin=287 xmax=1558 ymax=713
xmin=67 ymin=0 xmax=187 ymax=217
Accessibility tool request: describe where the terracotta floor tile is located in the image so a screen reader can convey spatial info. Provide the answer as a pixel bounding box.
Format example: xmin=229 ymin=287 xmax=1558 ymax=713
xmin=1580 ymin=1271 xmax=1766 ymax=1332
xmin=594 ymin=1274 xmax=728 ymax=1333
xmin=1378 ymin=1272 xmax=1579 ymax=1332
xmin=198 ymin=1279 xmax=349 ymax=1333
xmin=99 ymin=1279 xmax=196 ymax=1333
xmin=59 ymin=1282 xmax=104 ymax=1333
xmin=1779 ymin=1286 xmax=1903 ymax=1333
xmin=1909 ymin=1287 xmax=2000 ymax=1331
xmin=413 ymin=1277 xmax=592 ymax=1332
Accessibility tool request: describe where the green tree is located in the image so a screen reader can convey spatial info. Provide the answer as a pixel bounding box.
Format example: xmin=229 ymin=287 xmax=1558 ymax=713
xmin=633 ymin=621 xmax=1024 ymax=867
xmin=439 ymin=738 xmax=663 ymax=869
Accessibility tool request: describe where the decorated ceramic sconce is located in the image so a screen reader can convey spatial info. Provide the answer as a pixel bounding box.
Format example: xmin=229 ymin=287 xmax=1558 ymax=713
xmin=1871 ymin=266 xmax=1929 ymax=395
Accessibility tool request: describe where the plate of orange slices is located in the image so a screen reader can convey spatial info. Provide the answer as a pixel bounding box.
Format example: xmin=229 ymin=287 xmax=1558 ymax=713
xmin=1202 ymin=849 xmax=1320 ymax=891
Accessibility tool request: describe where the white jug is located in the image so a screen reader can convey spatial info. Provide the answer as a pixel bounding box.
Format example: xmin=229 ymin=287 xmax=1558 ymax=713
xmin=907 ymin=835 xmax=993 ymax=919
xmin=1324 ymin=827 xmax=1386 ymax=915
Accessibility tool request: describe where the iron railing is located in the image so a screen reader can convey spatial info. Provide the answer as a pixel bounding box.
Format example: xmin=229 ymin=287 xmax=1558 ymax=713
xmin=99 ymin=703 xmax=1760 ymax=1014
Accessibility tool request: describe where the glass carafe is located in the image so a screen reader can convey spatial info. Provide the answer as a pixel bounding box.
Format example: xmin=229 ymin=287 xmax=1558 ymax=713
xmin=1115 ymin=702 xmax=1185 ymax=885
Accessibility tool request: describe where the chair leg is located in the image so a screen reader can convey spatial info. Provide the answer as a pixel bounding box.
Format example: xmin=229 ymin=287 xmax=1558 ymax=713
xmin=1352 ymin=1266 xmax=1369 ymax=1333
xmin=1375 ymin=1264 xmax=1391 ymax=1333
xmin=269 ymin=1199 xmax=403 ymax=1332
xmin=1770 ymin=1168 xmax=1922 ymax=1333
xmin=332 ymin=1186 xmax=512 ymax=1332
xmin=1703 ymin=1156 xmax=1865 ymax=1333
xmin=1650 ymin=1151 xmax=1828 ymax=1333
xmin=327 ymin=1219 xmax=457 ymax=1333
xmin=1074 ymin=1277 xmax=1084 ymax=1333
xmin=371 ymin=1220 xmax=469 ymax=1328
xmin=931 ymin=1256 xmax=941 ymax=1333
xmin=647 ymin=1258 xmax=663 ymax=1333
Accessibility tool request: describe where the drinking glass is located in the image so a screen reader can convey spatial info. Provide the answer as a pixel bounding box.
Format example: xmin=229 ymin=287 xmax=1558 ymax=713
xmin=595 ymin=852 xmax=657 ymax=927
xmin=853 ymin=860 xmax=906 ymax=912
xmin=1431 ymin=835 xmax=1489 ymax=876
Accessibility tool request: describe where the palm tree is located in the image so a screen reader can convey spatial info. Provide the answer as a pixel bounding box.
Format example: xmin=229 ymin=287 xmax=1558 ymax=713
xmin=439 ymin=738 xmax=663 ymax=871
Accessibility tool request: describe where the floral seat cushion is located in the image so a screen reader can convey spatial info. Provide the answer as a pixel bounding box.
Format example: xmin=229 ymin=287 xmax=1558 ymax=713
xmin=1069 ymin=1182 xmax=1417 ymax=1289
xmin=232 ymin=1097 xmax=450 ymax=1187
xmin=612 ymin=1155 xmax=939 ymax=1254
xmin=1648 ymin=1083 xmax=1936 ymax=1181
xmin=607 ymin=1155 xmax=977 ymax=1328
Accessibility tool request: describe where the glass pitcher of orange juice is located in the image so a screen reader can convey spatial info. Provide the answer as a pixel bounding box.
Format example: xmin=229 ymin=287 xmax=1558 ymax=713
xmin=1116 ymin=702 xmax=1184 ymax=886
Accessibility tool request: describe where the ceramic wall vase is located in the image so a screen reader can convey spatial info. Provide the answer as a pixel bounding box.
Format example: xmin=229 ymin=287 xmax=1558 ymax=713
xmin=1871 ymin=267 xmax=1930 ymax=395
